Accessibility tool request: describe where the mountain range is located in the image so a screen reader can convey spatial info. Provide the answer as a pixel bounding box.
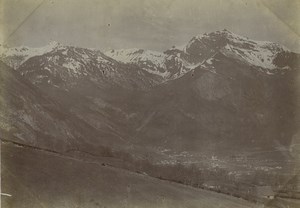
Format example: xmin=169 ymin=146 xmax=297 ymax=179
xmin=1 ymin=29 xmax=299 ymax=165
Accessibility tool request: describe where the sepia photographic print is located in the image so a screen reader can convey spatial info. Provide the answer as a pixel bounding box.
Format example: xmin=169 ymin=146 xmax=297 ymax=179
xmin=0 ymin=0 xmax=300 ymax=207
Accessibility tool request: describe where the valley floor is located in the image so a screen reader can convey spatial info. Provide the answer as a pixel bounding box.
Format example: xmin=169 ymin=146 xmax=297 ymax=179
xmin=0 ymin=142 xmax=266 ymax=208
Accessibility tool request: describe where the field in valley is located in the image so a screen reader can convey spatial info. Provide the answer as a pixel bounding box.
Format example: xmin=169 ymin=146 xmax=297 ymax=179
xmin=1 ymin=143 xmax=264 ymax=208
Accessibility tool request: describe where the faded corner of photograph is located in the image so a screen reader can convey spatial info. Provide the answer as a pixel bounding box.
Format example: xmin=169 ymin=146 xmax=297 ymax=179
xmin=0 ymin=0 xmax=300 ymax=207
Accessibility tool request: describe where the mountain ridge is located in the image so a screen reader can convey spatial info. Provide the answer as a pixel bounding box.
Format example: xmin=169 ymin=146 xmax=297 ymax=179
xmin=1 ymin=29 xmax=299 ymax=164
xmin=1 ymin=30 xmax=298 ymax=82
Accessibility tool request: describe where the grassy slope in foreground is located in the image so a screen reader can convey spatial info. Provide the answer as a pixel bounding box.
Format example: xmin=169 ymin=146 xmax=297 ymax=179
xmin=1 ymin=143 xmax=259 ymax=208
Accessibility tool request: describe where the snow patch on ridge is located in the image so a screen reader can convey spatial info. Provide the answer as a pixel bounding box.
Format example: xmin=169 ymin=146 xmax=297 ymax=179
xmin=182 ymin=30 xmax=291 ymax=72
xmin=105 ymin=49 xmax=172 ymax=78
xmin=0 ymin=41 xmax=61 ymax=68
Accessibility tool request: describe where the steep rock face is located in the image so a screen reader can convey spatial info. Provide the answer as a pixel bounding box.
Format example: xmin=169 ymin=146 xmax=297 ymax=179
xmin=105 ymin=30 xmax=299 ymax=87
xmin=13 ymin=45 xmax=164 ymax=144
xmin=128 ymin=51 xmax=299 ymax=159
xmin=18 ymin=45 xmax=163 ymax=90
xmin=165 ymin=30 xmax=298 ymax=75
xmin=0 ymin=61 xmax=130 ymax=153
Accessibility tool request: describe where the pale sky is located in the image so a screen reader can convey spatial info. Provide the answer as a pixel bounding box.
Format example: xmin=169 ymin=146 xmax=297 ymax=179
xmin=1 ymin=0 xmax=300 ymax=52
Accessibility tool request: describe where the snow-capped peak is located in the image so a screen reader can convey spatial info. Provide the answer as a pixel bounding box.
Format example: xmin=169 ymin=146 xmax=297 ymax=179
xmin=0 ymin=41 xmax=62 ymax=68
xmin=182 ymin=29 xmax=291 ymax=71
xmin=0 ymin=41 xmax=61 ymax=56
xmin=105 ymin=48 xmax=164 ymax=64
xmin=43 ymin=41 xmax=61 ymax=51
xmin=105 ymin=48 xmax=195 ymax=79
xmin=105 ymin=48 xmax=172 ymax=78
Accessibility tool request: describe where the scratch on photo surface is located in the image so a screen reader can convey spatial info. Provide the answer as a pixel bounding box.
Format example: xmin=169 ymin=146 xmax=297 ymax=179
xmin=1 ymin=192 xmax=12 ymax=197
xmin=4 ymin=0 xmax=47 ymax=43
